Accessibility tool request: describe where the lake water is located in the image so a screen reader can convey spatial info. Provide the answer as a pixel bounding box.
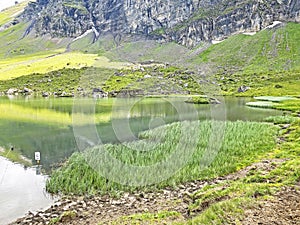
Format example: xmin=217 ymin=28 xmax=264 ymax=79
xmin=0 ymin=96 xmax=284 ymax=224
xmin=0 ymin=156 xmax=54 ymax=225
xmin=0 ymin=96 xmax=284 ymax=167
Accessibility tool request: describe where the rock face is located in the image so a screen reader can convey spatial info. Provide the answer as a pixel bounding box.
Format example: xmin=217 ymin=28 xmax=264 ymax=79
xmin=20 ymin=0 xmax=300 ymax=46
xmin=168 ymin=0 xmax=300 ymax=46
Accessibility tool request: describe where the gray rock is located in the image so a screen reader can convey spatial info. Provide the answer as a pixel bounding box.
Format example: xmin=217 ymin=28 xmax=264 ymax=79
xmin=7 ymin=88 xmax=18 ymax=95
xmin=19 ymin=0 xmax=300 ymax=47
xmin=92 ymin=87 xmax=108 ymax=98
xmin=42 ymin=92 xmax=49 ymax=97
xmin=238 ymin=85 xmax=251 ymax=93
xmin=23 ymin=87 xmax=33 ymax=95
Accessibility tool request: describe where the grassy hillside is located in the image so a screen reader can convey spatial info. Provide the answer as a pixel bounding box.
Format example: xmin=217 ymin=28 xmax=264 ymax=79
xmin=195 ymin=22 xmax=300 ymax=74
xmin=190 ymin=22 xmax=300 ymax=96
xmin=0 ymin=0 xmax=30 ymax=26
xmin=0 ymin=51 xmax=100 ymax=80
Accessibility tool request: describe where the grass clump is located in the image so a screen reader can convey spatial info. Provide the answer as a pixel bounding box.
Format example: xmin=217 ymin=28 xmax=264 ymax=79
xmin=264 ymin=115 xmax=297 ymax=124
xmin=46 ymin=120 xmax=278 ymax=195
xmin=185 ymin=96 xmax=210 ymax=104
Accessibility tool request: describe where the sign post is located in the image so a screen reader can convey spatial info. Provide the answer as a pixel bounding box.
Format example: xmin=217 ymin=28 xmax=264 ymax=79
xmin=34 ymin=152 xmax=40 ymax=165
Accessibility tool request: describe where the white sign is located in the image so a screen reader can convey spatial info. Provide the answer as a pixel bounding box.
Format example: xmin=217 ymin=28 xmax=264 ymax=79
xmin=34 ymin=152 xmax=41 ymax=161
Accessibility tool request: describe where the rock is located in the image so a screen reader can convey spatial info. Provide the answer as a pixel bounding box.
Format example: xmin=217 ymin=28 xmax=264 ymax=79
xmin=23 ymin=87 xmax=33 ymax=95
xmin=92 ymin=87 xmax=108 ymax=98
xmin=209 ymin=97 xmax=221 ymax=104
xmin=42 ymin=92 xmax=49 ymax=97
xmin=238 ymin=85 xmax=250 ymax=93
xmin=144 ymin=74 xmax=152 ymax=78
xmin=6 ymin=88 xmax=18 ymax=95
xmin=18 ymin=0 xmax=300 ymax=47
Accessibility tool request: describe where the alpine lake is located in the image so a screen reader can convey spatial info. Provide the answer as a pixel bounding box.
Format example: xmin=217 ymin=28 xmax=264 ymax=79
xmin=0 ymin=95 xmax=284 ymax=224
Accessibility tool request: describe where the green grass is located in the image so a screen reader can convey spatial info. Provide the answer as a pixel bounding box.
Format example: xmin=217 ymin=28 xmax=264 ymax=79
xmin=0 ymin=1 xmax=30 ymax=26
xmin=121 ymin=118 xmax=300 ymax=225
xmin=264 ymin=115 xmax=298 ymax=124
xmin=46 ymin=120 xmax=278 ymax=195
xmin=192 ymin=22 xmax=300 ymax=96
xmin=185 ymin=96 xmax=210 ymax=104
xmin=0 ymin=51 xmax=99 ymax=80
xmin=195 ymin=22 xmax=300 ymax=74
xmin=246 ymin=97 xmax=300 ymax=114
xmin=0 ymin=147 xmax=32 ymax=166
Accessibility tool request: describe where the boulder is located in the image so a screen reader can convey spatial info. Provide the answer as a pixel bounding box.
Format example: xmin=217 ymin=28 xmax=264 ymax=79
xmin=238 ymin=85 xmax=250 ymax=93
xmin=23 ymin=88 xmax=33 ymax=95
xmin=42 ymin=92 xmax=49 ymax=97
xmin=6 ymin=88 xmax=18 ymax=95
xmin=92 ymin=87 xmax=108 ymax=98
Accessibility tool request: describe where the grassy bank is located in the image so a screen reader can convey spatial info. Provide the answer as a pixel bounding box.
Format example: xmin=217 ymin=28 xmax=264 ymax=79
xmin=246 ymin=96 xmax=300 ymax=115
xmin=46 ymin=120 xmax=278 ymax=195
xmin=44 ymin=99 xmax=300 ymax=224
xmin=102 ymin=105 xmax=300 ymax=224
xmin=0 ymin=146 xmax=32 ymax=166
xmin=0 ymin=66 xmax=204 ymax=96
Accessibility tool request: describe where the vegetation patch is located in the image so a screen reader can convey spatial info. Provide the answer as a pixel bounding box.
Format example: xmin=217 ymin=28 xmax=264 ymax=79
xmin=246 ymin=97 xmax=300 ymax=114
xmin=0 ymin=146 xmax=32 ymax=166
xmin=0 ymin=1 xmax=29 ymax=26
xmin=0 ymin=52 xmax=98 ymax=80
xmin=46 ymin=120 xmax=278 ymax=195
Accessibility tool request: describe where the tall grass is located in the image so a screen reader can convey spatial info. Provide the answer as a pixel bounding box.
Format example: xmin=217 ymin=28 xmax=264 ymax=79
xmin=46 ymin=120 xmax=278 ymax=195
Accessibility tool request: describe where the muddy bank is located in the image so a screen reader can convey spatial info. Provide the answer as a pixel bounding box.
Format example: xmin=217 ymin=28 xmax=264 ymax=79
xmin=242 ymin=184 xmax=300 ymax=225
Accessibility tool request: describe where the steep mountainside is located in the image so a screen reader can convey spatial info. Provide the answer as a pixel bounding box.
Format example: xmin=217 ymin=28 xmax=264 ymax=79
xmin=19 ymin=0 xmax=300 ymax=46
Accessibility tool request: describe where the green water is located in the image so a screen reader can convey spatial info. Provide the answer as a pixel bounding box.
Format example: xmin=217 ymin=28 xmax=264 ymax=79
xmin=0 ymin=96 xmax=284 ymax=169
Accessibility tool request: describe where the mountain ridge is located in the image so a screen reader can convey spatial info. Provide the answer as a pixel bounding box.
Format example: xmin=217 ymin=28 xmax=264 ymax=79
xmin=17 ymin=0 xmax=300 ymax=47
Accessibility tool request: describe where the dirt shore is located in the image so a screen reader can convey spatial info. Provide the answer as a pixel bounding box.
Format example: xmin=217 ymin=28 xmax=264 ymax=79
xmin=10 ymin=158 xmax=300 ymax=225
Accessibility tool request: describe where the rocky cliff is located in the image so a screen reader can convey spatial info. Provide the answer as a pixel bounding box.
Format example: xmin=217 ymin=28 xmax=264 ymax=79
xmin=167 ymin=0 xmax=300 ymax=46
xmin=20 ymin=0 xmax=300 ymax=46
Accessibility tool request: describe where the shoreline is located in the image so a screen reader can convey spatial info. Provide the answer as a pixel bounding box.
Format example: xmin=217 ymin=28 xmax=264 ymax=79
xmin=9 ymin=158 xmax=299 ymax=225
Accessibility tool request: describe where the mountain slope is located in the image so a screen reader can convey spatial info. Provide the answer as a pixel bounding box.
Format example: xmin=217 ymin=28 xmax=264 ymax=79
xmin=18 ymin=0 xmax=300 ymax=47
xmin=194 ymin=22 xmax=300 ymax=74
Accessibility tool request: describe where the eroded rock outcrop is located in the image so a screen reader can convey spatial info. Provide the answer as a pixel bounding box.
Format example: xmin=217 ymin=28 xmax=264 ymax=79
xmin=20 ymin=0 xmax=300 ymax=46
